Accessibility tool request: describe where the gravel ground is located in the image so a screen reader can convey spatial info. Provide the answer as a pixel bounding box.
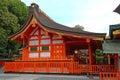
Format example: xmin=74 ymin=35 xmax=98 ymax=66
xmin=34 ymin=76 xmax=99 ymax=80
xmin=0 ymin=74 xmax=99 ymax=80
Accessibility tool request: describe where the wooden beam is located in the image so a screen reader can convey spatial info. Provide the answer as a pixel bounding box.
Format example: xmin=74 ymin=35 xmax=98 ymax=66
xmin=66 ymin=40 xmax=87 ymax=44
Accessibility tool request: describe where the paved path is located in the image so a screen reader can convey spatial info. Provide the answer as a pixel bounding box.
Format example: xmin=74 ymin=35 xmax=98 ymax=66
xmin=0 ymin=73 xmax=99 ymax=80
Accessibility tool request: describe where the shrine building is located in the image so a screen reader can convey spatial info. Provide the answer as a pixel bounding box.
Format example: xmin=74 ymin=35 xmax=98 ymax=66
xmin=4 ymin=3 xmax=115 ymax=74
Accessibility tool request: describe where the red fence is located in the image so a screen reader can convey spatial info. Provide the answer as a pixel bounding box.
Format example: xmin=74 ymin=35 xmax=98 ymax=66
xmin=100 ymin=72 xmax=120 ymax=80
xmin=90 ymin=65 xmax=116 ymax=73
xmin=4 ymin=61 xmax=115 ymax=74
xmin=4 ymin=61 xmax=90 ymax=74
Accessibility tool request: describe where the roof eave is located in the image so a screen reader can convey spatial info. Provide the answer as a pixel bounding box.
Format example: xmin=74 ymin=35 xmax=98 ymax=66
xmin=8 ymin=7 xmax=34 ymax=40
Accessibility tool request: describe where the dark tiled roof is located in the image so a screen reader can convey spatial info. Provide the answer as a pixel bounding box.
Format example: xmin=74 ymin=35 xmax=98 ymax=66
xmin=114 ymin=4 xmax=120 ymax=14
xmin=9 ymin=3 xmax=106 ymax=39
xmin=109 ymin=24 xmax=120 ymax=39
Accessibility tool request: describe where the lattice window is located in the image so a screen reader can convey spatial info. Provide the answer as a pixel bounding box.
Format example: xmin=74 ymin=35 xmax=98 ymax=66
xmin=41 ymin=46 xmax=49 ymax=51
xmin=29 ymin=52 xmax=39 ymax=58
xmin=30 ymin=47 xmax=38 ymax=51
xmin=40 ymin=39 xmax=50 ymax=44
xmin=40 ymin=52 xmax=50 ymax=58
xmin=29 ymin=40 xmax=39 ymax=45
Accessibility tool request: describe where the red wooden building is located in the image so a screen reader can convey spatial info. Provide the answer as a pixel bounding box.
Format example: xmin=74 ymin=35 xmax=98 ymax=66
xmin=4 ymin=3 xmax=115 ymax=74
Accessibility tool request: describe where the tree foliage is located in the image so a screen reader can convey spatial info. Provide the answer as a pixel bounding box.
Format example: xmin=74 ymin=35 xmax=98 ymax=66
xmin=0 ymin=0 xmax=28 ymax=58
xmin=73 ymin=24 xmax=84 ymax=31
xmin=0 ymin=27 xmax=7 ymax=57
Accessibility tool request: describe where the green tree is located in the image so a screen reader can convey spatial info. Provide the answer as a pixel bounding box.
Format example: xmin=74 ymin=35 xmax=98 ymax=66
xmin=8 ymin=0 xmax=28 ymax=25
xmin=73 ymin=24 xmax=84 ymax=31
xmin=0 ymin=27 xmax=8 ymax=58
xmin=0 ymin=0 xmax=28 ymax=58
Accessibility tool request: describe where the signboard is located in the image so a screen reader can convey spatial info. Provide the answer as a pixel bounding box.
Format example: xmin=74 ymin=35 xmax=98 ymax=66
xmin=103 ymin=40 xmax=120 ymax=53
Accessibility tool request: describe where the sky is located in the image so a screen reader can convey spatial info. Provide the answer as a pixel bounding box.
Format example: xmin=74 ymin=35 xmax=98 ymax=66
xmin=21 ymin=0 xmax=120 ymax=35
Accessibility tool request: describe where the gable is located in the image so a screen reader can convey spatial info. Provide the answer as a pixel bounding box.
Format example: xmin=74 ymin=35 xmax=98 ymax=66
xmin=28 ymin=26 xmax=64 ymax=58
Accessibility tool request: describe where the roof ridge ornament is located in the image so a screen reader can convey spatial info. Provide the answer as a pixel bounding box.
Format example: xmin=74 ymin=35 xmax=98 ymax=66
xmin=31 ymin=3 xmax=39 ymax=8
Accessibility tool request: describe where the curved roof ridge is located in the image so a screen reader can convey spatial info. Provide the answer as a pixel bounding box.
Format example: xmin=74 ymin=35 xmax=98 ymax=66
xmin=9 ymin=3 xmax=106 ymax=40
xmin=31 ymin=3 xmax=54 ymax=22
xmin=32 ymin=3 xmax=106 ymax=35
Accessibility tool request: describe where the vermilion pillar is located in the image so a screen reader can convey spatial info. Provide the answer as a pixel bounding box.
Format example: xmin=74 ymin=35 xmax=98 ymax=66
xmin=87 ymin=39 xmax=92 ymax=65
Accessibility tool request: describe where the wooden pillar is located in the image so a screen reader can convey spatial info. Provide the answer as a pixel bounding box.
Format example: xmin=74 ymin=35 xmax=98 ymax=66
xmin=63 ymin=43 xmax=66 ymax=58
xmin=114 ymin=54 xmax=118 ymax=71
xmin=22 ymin=48 xmax=26 ymax=60
xmin=21 ymin=34 xmax=28 ymax=60
xmin=88 ymin=43 xmax=92 ymax=65
xmin=21 ymin=34 xmax=25 ymax=47
xmin=50 ymin=35 xmax=53 ymax=59
xmin=118 ymin=54 xmax=120 ymax=71
xmin=87 ymin=39 xmax=92 ymax=65
xmin=107 ymin=54 xmax=110 ymax=65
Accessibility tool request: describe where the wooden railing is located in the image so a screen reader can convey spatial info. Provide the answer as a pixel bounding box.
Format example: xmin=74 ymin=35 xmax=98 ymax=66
xmin=4 ymin=61 xmax=90 ymax=74
xmin=100 ymin=72 xmax=120 ymax=80
xmin=4 ymin=61 xmax=74 ymax=74
xmin=90 ymin=65 xmax=116 ymax=73
xmin=4 ymin=61 xmax=116 ymax=74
